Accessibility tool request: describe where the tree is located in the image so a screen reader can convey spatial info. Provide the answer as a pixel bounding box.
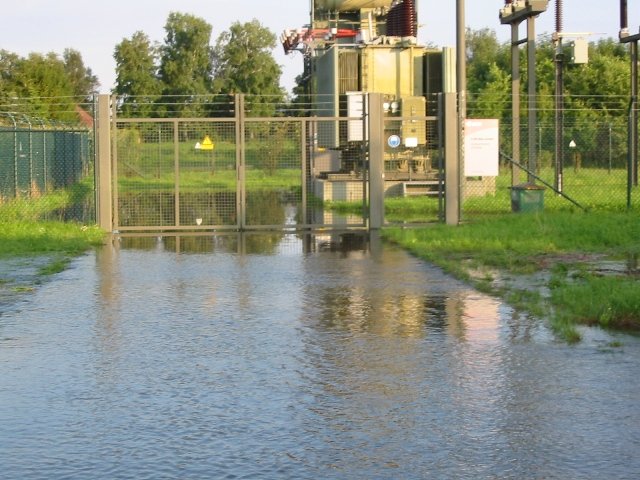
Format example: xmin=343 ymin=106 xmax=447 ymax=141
xmin=158 ymin=12 xmax=213 ymax=116
xmin=11 ymin=53 xmax=77 ymax=121
xmin=212 ymin=19 xmax=283 ymax=116
xmin=562 ymin=39 xmax=630 ymax=167
xmin=63 ymin=48 xmax=99 ymax=100
xmin=286 ymin=72 xmax=314 ymax=116
xmin=114 ymin=31 xmax=162 ymax=117
xmin=564 ymin=39 xmax=629 ymax=109
xmin=0 ymin=49 xmax=96 ymax=122
xmin=466 ymin=28 xmax=509 ymax=93
xmin=0 ymin=50 xmax=21 ymax=107
xmin=468 ymin=62 xmax=511 ymax=120
xmin=466 ymin=28 xmax=512 ymax=121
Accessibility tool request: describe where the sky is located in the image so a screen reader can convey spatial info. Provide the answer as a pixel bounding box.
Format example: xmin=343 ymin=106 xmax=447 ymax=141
xmin=2 ymin=1 xmax=637 ymax=95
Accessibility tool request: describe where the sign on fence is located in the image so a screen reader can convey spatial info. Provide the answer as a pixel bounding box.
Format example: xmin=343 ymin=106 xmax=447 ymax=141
xmin=464 ymin=119 xmax=499 ymax=177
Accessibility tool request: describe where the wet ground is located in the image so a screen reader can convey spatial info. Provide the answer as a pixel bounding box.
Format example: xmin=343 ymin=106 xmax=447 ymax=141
xmin=468 ymin=252 xmax=640 ymax=300
xmin=1 ymin=234 xmax=639 ymax=478
xmin=0 ymin=256 xmax=56 ymax=304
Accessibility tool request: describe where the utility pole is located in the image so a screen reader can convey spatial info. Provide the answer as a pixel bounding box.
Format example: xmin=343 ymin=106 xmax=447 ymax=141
xmin=456 ymin=0 xmax=466 ymax=222
xmin=553 ymin=0 xmax=564 ymax=193
xmin=619 ymin=0 xmax=639 ymax=207
xmin=500 ymin=0 xmax=549 ymax=185
xmin=457 ymin=0 xmax=466 ymax=118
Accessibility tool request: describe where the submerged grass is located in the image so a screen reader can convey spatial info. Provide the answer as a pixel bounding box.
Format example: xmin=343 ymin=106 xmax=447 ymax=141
xmin=37 ymin=256 xmax=73 ymax=276
xmin=0 ymin=220 xmax=105 ymax=302
xmin=117 ymin=168 xmax=302 ymax=193
xmin=383 ymin=210 xmax=640 ymax=342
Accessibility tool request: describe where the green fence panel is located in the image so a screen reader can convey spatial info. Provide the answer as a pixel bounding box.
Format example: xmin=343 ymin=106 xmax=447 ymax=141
xmin=44 ymin=131 xmax=56 ymax=191
xmin=0 ymin=128 xmax=16 ymax=198
xmin=32 ymin=130 xmax=46 ymax=194
xmin=15 ymin=130 xmax=31 ymax=195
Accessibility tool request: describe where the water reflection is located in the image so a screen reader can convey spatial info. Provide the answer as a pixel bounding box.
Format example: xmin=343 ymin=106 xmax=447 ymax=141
xmin=296 ymin=233 xmax=481 ymax=340
xmin=117 ymin=190 xmax=299 ymax=228
xmin=1 ymin=232 xmax=639 ymax=479
xmin=116 ymin=191 xmax=365 ymax=230
xmin=116 ymin=231 xmax=289 ymax=255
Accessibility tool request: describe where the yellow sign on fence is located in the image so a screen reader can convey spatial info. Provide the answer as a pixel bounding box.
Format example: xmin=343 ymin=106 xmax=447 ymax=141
xmin=195 ymin=135 xmax=214 ymax=151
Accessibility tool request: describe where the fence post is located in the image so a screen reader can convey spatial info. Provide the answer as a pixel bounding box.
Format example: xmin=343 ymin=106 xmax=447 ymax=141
xmin=96 ymin=94 xmax=113 ymax=231
xmin=11 ymin=114 xmax=18 ymax=197
xmin=301 ymin=119 xmax=308 ymax=226
xmin=368 ymin=93 xmax=384 ymax=230
xmin=235 ymin=94 xmax=246 ymax=230
xmin=444 ymin=92 xmax=460 ymax=225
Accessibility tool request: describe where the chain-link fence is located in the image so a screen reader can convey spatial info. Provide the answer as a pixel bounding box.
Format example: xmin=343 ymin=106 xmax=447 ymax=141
xmin=463 ymin=94 xmax=639 ymax=219
xmin=3 ymin=93 xmax=637 ymax=229
xmin=0 ymin=109 xmax=95 ymax=223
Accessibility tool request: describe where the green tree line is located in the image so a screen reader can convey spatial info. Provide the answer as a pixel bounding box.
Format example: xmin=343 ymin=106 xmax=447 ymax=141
xmin=467 ymin=28 xmax=630 ymax=120
xmin=0 ymin=48 xmax=98 ymax=122
xmin=0 ymin=12 xmax=284 ymax=122
xmin=1 ymin=20 xmax=633 ymax=138
xmin=113 ymin=12 xmax=284 ymax=117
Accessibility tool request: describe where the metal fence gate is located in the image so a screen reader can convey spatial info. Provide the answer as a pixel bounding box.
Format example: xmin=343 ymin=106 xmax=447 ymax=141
xmin=107 ymin=110 xmax=369 ymax=232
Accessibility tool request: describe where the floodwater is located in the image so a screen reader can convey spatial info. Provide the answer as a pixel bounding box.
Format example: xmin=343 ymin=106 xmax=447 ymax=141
xmin=1 ymin=232 xmax=639 ymax=479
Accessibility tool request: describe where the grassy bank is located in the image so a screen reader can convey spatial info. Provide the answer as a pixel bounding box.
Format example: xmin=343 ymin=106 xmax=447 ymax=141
xmin=0 ymin=221 xmax=104 ymax=257
xmin=382 ymin=211 xmax=640 ymax=342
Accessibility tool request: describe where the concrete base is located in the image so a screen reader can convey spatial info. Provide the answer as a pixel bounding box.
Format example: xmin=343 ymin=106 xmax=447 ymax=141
xmin=312 ymin=176 xmax=496 ymax=202
xmin=313 ymin=178 xmax=366 ymax=202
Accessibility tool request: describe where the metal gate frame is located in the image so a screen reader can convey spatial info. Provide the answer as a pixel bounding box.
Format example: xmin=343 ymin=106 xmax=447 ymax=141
xmin=96 ymin=94 xmax=373 ymax=233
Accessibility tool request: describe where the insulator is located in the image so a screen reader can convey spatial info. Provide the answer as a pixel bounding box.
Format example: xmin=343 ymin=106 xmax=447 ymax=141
xmin=386 ymin=0 xmax=417 ymax=38
xmin=555 ymin=0 xmax=563 ymax=33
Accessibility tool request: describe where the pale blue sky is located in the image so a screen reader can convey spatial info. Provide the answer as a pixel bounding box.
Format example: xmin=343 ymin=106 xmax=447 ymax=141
xmin=2 ymin=1 xmax=635 ymax=94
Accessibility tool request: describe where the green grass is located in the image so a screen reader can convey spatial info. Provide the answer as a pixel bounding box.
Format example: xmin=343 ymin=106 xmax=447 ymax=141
xmin=382 ymin=211 xmax=640 ymax=342
xmin=117 ymin=168 xmax=302 ymax=193
xmin=0 ymin=219 xmax=105 ymax=299
xmin=0 ymin=221 xmax=105 ymax=257
xmin=0 ymin=179 xmax=95 ymax=222
xmin=324 ymin=166 xmax=638 ymax=225
xmin=550 ymin=275 xmax=640 ymax=330
xmin=466 ymin=166 xmax=638 ymax=213
xmin=0 ymin=179 xmax=105 ymax=282
xmin=117 ymin=135 xmax=300 ymax=179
